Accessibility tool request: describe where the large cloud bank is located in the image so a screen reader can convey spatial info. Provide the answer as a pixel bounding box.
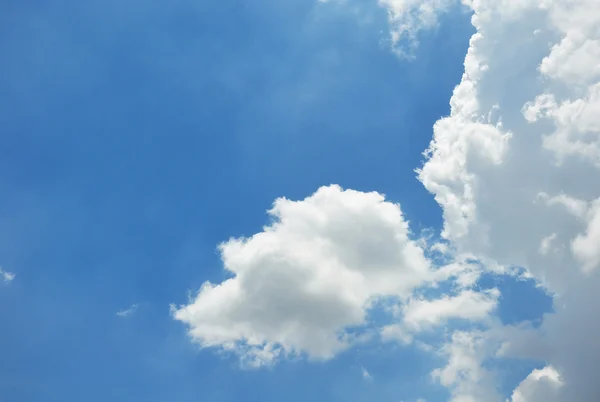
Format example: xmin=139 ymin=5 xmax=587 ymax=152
xmin=174 ymin=0 xmax=600 ymax=400
xmin=415 ymin=0 xmax=600 ymax=400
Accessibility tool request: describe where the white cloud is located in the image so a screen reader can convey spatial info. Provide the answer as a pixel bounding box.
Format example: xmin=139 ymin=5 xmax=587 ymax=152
xmin=431 ymin=331 xmax=502 ymax=402
xmin=172 ymin=184 xmax=499 ymax=369
xmin=381 ymin=323 xmax=414 ymax=344
xmin=413 ymin=0 xmax=600 ymax=399
xmin=572 ymin=199 xmax=600 ymax=273
xmin=540 ymin=1 xmax=600 ymax=86
xmin=402 ymin=288 xmax=498 ymax=331
xmin=171 ymin=0 xmax=600 ymax=399
xmin=116 ymin=304 xmax=139 ymax=317
xmin=525 ymin=84 xmax=600 ymax=167
xmin=538 ymin=233 xmax=557 ymax=256
xmin=377 ymin=0 xmax=459 ymax=55
xmin=510 ymin=366 xmax=563 ymax=402
xmin=381 ymin=286 xmax=498 ymax=352
xmin=432 ymin=259 xmax=482 ymax=288
xmin=535 ymin=192 xmax=589 ymax=220
xmin=361 ymin=366 xmax=373 ymax=381
xmin=321 ymin=0 xmax=462 ymax=56
xmin=172 ymin=185 xmax=433 ymax=366
xmin=0 ymin=267 xmax=15 ymax=284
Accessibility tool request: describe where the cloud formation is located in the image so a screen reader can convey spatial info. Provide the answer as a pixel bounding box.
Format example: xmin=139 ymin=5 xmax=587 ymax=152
xmin=410 ymin=0 xmax=600 ymax=399
xmin=116 ymin=304 xmax=139 ymax=317
xmin=432 ymin=330 xmax=501 ymax=402
xmin=401 ymin=288 xmax=498 ymax=331
xmin=0 ymin=267 xmax=15 ymax=284
xmin=378 ymin=0 xmax=458 ymax=55
xmin=510 ymin=366 xmax=563 ymax=402
xmin=173 ymin=185 xmax=434 ymax=366
xmin=173 ymin=185 xmax=499 ymax=370
xmin=174 ymin=0 xmax=600 ymax=400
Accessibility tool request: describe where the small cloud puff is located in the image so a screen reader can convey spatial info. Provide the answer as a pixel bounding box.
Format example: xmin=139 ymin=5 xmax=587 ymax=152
xmin=0 ymin=267 xmax=15 ymax=284
xmin=361 ymin=366 xmax=372 ymax=381
xmin=116 ymin=304 xmax=139 ymax=317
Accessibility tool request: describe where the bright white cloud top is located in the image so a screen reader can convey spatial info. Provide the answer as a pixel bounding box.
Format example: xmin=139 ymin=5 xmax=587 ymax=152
xmin=175 ymin=0 xmax=600 ymax=400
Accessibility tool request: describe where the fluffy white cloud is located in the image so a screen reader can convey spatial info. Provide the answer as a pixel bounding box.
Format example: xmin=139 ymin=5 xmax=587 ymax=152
xmin=381 ymin=286 xmax=498 ymax=349
xmin=402 ymin=288 xmax=498 ymax=331
xmin=510 ymin=366 xmax=563 ymax=402
xmin=525 ymin=83 xmax=600 ymax=167
xmin=408 ymin=0 xmax=600 ymax=399
xmin=172 ymin=185 xmax=434 ymax=366
xmin=431 ymin=331 xmax=502 ymax=402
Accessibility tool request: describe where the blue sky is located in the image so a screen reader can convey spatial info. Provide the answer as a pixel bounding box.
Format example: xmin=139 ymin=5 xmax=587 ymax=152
xmin=0 ymin=1 xmax=573 ymax=402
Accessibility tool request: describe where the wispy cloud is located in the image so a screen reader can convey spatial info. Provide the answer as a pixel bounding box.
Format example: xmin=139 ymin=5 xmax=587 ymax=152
xmin=116 ymin=304 xmax=138 ymax=317
xmin=0 ymin=267 xmax=15 ymax=284
xmin=361 ymin=366 xmax=373 ymax=381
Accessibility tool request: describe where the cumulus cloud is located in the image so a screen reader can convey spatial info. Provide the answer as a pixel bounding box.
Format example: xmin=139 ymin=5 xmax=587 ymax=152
xmin=412 ymin=0 xmax=600 ymax=399
xmin=173 ymin=184 xmax=499 ymax=368
xmin=509 ymin=366 xmax=563 ymax=402
xmin=172 ymin=0 xmax=600 ymax=399
xmin=525 ymin=84 xmax=600 ymax=167
xmin=0 ymin=267 xmax=15 ymax=284
xmin=173 ymin=185 xmax=433 ymax=366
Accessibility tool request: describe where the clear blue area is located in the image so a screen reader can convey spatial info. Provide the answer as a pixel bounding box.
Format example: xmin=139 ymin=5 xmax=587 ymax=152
xmin=477 ymin=273 xmax=554 ymax=327
xmin=0 ymin=1 xmax=550 ymax=401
